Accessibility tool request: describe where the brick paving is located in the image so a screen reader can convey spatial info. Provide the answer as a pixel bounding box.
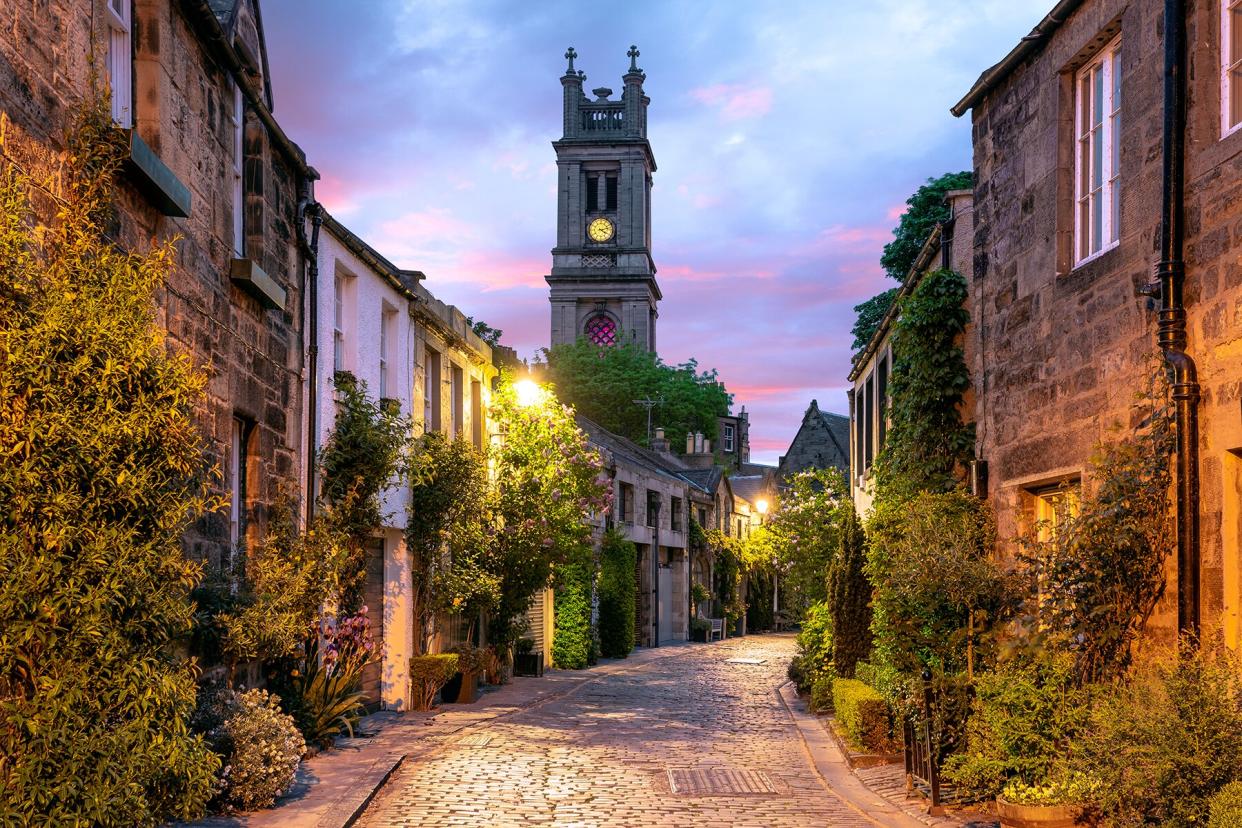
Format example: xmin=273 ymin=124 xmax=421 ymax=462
xmin=358 ymin=635 xmax=894 ymax=827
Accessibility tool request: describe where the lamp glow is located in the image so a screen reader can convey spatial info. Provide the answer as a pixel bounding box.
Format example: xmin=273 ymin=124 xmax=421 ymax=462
xmin=756 ymin=498 xmax=769 ymax=515
xmin=514 ymin=379 xmax=544 ymax=408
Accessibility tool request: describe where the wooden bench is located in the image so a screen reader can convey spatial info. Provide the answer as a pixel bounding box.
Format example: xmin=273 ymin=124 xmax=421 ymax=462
xmin=708 ymin=618 xmax=725 ymax=641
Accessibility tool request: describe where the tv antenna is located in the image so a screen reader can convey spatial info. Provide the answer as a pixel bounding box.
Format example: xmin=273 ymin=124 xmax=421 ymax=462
xmin=632 ymin=396 xmax=663 ymax=444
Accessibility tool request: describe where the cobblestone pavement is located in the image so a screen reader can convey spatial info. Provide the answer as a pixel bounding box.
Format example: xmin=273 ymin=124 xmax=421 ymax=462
xmin=357 ymin=635 xmax=891 ymax=827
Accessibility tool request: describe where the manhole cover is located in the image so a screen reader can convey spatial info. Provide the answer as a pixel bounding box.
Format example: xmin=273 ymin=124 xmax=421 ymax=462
xmin=725 ymin=658 xmax=766 ymax=665
xmin=666 ymin=767 xmax=778 ymax=796
xmin=455 ymin=733 xmax=493 ymax=747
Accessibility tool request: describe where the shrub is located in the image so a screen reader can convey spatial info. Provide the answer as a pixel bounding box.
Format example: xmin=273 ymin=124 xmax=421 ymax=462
xmin=853 ymin=661 xmax=902 ymax=702
xmin=1208 ymin=782 xmax=1242 ymax=828
xmin=833 ymin=678 xmax=895 ymax=753
xmin=790 ymin=601 xmax=833 ymax=693
xmin=691 ymin=581 xmax=711 ymax=615
xmin=942 ymin=651 xmax=1090 ymax=801
xmin=810 ymin=673 xmax=835 ymax=713
xmin=1080 ymin=646 xmax=1242 ymax=828
xmin=448 ymin=644 xmax=487 ymax=676
xmin=829 ymin=504 xmax=871 ymax=678
xmin=553 ymin=544 xmax=593 ymax=669
xmin=690 ymin=617 xmax=711 ymax=637
xmin=409 ymin=654 xmax=459 ymax=711
xmin=0 ymin=100 xmax=220 ymax=824
xmin=210 ymin=689 xmax=304 ymax=812
xmin=598 ymin=530 xmax=636 ymax=658
xmin=1001 ymin=773 xmax=1101 ymax=808
xmin=482 ymin=645 xmax=509 ymax=685
xmin=273 ymin=611 xmax=376 ymax=747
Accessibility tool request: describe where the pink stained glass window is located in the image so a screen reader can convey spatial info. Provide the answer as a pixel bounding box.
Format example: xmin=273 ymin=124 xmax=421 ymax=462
xmin=585 ymin=314 xmax=617 ymax=347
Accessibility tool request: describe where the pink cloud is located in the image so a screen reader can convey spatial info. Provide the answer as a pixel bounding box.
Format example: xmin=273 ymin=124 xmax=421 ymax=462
xmin=689 ymin=83 xmax=773 ymax=120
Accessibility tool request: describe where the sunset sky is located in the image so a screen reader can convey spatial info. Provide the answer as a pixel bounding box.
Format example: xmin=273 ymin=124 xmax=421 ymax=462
xmin=263 ymin=1 xmax=1049 ymax=464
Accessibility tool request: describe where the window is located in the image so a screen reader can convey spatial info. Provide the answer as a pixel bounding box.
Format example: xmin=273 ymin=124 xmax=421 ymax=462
xmin=697 ymin=507 xmax=707 ymax=528
xmin=586 ymin=174 xmax=599 ymax=213
xmin=646 ymin=490 xmax=661 ymax=528
xmin=379 ymin=305 xmax=396 ymax=399
xmin=670 ymin=497 xmax=682 ymax=531
xmin=106 ymin=0 xmax=132 ymax=127
xmin=619 ymin=482 xmax=634 ymax=523
xmin=471 ymin=379 xmax=483 ymax=448
xmin=333 ymin=273 xmax=345 ymax=372
xmin=1074 ymin=36 xmax=1121 ymax=264
xmin=1224 ymin=0 xmax=1242 ymax=136
xmin=1031 ymin=481 xmax=1081 ymax=543
xmin=424 ymin=347 xmax=442 ymax=433
xmin=231 ymin=82 xmax=245 ymax=257
xmin=228 ymin=417 xmax=247 ymax=554
xmin=451 ymin=364 xmax=464 ymax=437
xmin=722 ymin=424 xmax=735 ymax=453
xmin=584 ymin=313 xmax=618 ymax=347
xmin=605 ymin=175 xmax=618 ymax=210
xmin=877 ymin=353 xmax=889 ymax=452
xmin=863 ymin=373 xmax=875 ymax=470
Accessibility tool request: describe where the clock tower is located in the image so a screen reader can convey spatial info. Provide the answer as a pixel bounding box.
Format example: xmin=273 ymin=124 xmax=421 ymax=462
xmin=547 ymin=46 xmax=660 ymax=352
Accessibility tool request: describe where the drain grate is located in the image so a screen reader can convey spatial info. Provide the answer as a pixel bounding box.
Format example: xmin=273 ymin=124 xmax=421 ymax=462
xmin=666 ymin=767 xmax=778 ymax=796
xmin=725 ymin=657 xmax=766 ymax=665
xmin=455 ymin=733 xmax=493 ymax=747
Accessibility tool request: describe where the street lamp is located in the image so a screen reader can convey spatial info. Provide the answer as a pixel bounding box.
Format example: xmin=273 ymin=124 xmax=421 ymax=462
xmin=755 ymin=498 xmax=769 ymax=516
xmin=513 ymin=378 xmax=545 ymax=408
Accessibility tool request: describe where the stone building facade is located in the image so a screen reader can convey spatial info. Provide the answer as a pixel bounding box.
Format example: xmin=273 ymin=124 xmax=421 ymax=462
xmin=779 ymin=400 xmax=851 ymax=485
xmin=954 ymin=0 xmax=1242 ymax=645
xmin=0 ymin=0 xmax=315 ymax=569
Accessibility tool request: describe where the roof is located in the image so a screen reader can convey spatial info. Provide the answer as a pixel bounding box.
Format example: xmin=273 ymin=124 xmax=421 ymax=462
xmin=577 ymin=416 xmax=689 ymax=486
xmin=321 ymin=210 xmax=424 ymax=299
xmin=778 ymin=400 xmax=851 ymax=478
xmin=729 ymin=475 xmax=770 ymax=505
xmin=951 ymin=1 xmax=1084 ymax=117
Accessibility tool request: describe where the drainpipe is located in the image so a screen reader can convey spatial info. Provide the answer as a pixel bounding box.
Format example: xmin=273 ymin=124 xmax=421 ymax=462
xmin=651 ymin=500 xmax=660 ymax=647
xmin=297 ymin=193 xmax=323 ymax=526
xmin=1157 ymin=0 xmax=1200 ymax=637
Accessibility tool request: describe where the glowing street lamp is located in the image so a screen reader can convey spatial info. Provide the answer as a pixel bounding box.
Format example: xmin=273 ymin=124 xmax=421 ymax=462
xmin=513 ymin=378 xmax=545 ymax=408
xmin=756 ymin=498 xmax=769 ymax=516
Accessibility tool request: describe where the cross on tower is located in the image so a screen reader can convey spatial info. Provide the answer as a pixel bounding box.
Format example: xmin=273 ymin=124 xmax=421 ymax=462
xmin=564 ymin=46 xmax=578 ymax=73
xmin=627 ymin=45 xmax=640 ymax=72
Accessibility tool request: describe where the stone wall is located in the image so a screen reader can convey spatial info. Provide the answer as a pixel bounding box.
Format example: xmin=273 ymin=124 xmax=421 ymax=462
xmin=0 ymin=0 xmax=312 ymax=570
xmin=967 ymin=0 xmax=1242 ymax=645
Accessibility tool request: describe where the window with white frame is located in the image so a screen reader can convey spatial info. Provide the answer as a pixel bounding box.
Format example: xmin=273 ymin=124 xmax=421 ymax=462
xmin=333 ymin=273 xmax=345 ymax=372
xmin=106 ymin=0 xmax=132 ymax=127
xmin=1224 ymin=0 xmax=1242 ymax=135
xmin=1030 ymin=481 xmax=1081 ymax=543
xmin=231 ymin=82 xmax=245 ymax=257
xmin=379 ymin=305 xmax=396 ymax=398
xmin=722 ymin=423 xmax=735 ymax=453
xmin=1074 ymin=36 xmax=1122 ymax=265
xmin=228 ymin=417 xmax=247 ymax=555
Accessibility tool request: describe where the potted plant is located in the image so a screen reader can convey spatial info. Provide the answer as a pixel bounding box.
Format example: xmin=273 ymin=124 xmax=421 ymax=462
xmin=996 ymin=774 xmax=1099 ymax=828
xmin=482 ymin=644 xmax=509 ymax=685
xmin=690 ymin=617 xmax=711 ymax=643
xmin=442 ymin=645 xmax=486 ymax=704
xmin=408 ymin=653 xmax=459 ymax=711
xmin=513 ymin=637 xmax=544 ymax=677
xmin=690 ymin=582 xmax=710 ymax=619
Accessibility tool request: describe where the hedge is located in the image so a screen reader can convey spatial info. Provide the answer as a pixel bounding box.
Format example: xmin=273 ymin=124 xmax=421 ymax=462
xmin=598 ymin=530 xmax=636 ymax=658
xmin=810 ymin=676 xmax=834 ymax=713
xmin=409 ymin=654 xmax=459 ymax=711
xmin=553 ymin=547 xmax=592 ymax=669
xmin=833 ymin=678 xmax=895 ymax=753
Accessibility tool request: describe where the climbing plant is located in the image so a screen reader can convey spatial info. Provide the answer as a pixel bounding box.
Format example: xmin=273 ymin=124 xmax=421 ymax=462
xmin=880 ymin=171 xmax=972 ymax=280
xmin=552 ymin=541 xmax=593 ymax=669
xmin=597 ymin=530 xmax=637 ymax=658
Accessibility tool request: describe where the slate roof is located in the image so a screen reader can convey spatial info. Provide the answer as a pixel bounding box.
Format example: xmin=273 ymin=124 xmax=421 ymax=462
xmin=678 ymin=466 xmax=723 ymax=495
xmin=576 ymin=416 xmax=687 ymax=485
xmin=728 ymin=475 xmax=769 ymax=505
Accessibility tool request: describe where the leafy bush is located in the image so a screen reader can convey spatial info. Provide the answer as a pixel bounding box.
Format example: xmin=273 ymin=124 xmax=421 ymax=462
xmin=790 ymin=601 xmax=833 ymax=693
xmin=212 ymin=689 xmax=304 ymax=812
xmin=1001 ymin=773 xmax=1101 ymax=808
xmin=553 ymin=544 xmax=593 ymax=669
xmin=1208 ymin=782 xmax=1242 ymax=828
xmin=448 ymin=644 xmax=487 ymax=676
xmin=853 ymin=661 xmax=902 ymax=702
xmin=691 ymin=582 xmax=711 ymax=616
xmin=942 ymin=651 xmax=1090 ymax=801
xmin=833 ymin=678 xmax=895 ymax=753
xmin=690 ymin=617 xmax=711 ymax=637
xmin=273 ymin=610 xmax=376 ymax=747
xmin=0 ymin=100 xmax=220 ymax=824
xmin=810 ymin=674 xmax=835 ymax=713
xmin=768 ymin=468 xmax=849 ymax=613
xmin=598 ymin=530 xmax=636 ymax=658
xmin=1079 ymin=646 xmax=1242 ymax=828
xmin=409 ymin=654 xmax=459 ymax=711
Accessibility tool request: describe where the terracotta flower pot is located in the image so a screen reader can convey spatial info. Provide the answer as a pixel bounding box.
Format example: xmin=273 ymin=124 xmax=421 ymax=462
xmin=442 ymin=671 xmax=479 ymax=704
xmin=996 ymin=796 xmax=1086 ymax=828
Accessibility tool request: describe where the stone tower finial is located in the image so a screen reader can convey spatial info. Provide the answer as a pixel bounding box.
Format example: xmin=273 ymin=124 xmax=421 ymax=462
xmin=627 ymin=45 xmax=641 ymax=73
xmin=564 ymin=46 xmax=578 ymax=74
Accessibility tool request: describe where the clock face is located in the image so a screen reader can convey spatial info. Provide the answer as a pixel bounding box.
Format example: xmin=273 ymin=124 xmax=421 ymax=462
xmin=587 ymin=217 xmax=615 ymax=242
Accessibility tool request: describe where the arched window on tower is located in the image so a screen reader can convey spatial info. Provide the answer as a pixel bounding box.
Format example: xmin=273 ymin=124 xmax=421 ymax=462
xmin=584 ymin=313 xmax=618 ymax=347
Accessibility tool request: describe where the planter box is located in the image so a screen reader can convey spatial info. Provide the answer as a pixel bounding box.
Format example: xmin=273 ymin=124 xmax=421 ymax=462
xmin=513 ymin=651 xmax=544 ymax=677
xmin=690 ymin=626 xmax=709 ymax=643
xmin=441 ymin=671 xmax=479 ymax=704
xmin=997 ymin=796 xmax=1087 ymax=828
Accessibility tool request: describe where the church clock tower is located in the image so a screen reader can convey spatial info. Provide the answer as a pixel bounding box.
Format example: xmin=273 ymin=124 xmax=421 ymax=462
xmin=546 ymin=46 xmax=659 ymax=352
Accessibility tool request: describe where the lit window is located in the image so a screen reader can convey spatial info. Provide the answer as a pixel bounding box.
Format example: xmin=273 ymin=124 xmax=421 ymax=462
xmin=585 ymin=314 xmax=617 ymax=347
xmin=106 ymin=0 xmax=131 ymax=127
xmin=231 ymin=82 xmax=245 ymax=257
xmin=722 ymin=424 xmax=735 ymax=453
xmin=333 ymin=273 xmax=345 ymax=372
xmin=1224 ymin=0 xmax=1242 ymax=136
xmin=1032 ymin=482 xmax=1081 ymax=543
xmin=1074 ymin=37 xmax=1122 ymax=265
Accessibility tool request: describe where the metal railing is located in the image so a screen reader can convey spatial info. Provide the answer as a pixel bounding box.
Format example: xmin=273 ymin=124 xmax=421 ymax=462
xmin=904 ymin=670 xmax=944 ymax=816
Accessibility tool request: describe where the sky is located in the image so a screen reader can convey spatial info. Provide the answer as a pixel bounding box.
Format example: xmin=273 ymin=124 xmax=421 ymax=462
xmin=262 ymin=0 xmax=1050 ymax=464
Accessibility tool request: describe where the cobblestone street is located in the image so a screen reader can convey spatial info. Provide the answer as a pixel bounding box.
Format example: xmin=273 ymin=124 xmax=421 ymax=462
xmin=357 ymin=635 xmax=897 ymax=827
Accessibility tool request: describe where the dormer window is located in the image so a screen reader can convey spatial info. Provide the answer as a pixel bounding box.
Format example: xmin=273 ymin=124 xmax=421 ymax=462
xmin=106 ymin=0 xmax=132 ymax=127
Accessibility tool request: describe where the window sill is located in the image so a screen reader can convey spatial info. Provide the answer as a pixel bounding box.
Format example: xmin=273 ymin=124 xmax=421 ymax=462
xmin=120 ymin=129 xmax=191 ymax=217
xmin=230 ymin=258 xmax=286 ymax=311
xmin=1070 ymin=240 xmax=1119 ymax=273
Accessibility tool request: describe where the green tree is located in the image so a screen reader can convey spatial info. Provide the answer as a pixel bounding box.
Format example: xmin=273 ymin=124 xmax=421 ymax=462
xmin=552 ymin=541 xmax=593 ymax=669
xmin=768 ymin=468 xmax=850 ymax=612
xmin=850 ymin=287 xmax=899 ymax=354
xmin=829 ymin=504 xmax=872 ymax=679
xmin=880 ymin=171 xmax=972 ymax=280
xmin=541 ymin=339 xmax=732 ymax=449
xmin=597 ymin=530 xmax=637 ymax=658
xmin=0 ymin=102 xmax=219 ymax=823
xmin=484 ymin=379 xmax=610 ymax=646
xmin=874 ymin=268 xmax=974 ymax=498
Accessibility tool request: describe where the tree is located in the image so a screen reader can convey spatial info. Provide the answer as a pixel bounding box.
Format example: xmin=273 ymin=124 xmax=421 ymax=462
xmin=597 ymin=530 xmax=636 ymax=658
xmin=880 ymin=171 xmax=972 ymax=280
xmin=541 ymin=340 xmax=732 ymax=449
xmin=552 ymin=541 xmax=593 ymax=669
xmin=466 ymin=316 xmax=502 ymax=347
xmin=829 ymin=504 xmax=872 ymax=678
xmin=850 ymin=287 xmax=899 ymax=355
xmin=0 ymin=102 xmax=219 ymax=823
xmin=768 ymin=468 xmax=850 ymax=612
